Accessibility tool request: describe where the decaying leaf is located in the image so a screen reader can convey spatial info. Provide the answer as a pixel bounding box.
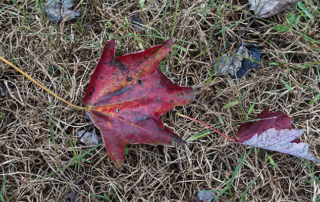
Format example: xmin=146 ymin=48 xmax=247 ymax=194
xmin=65 ymin=177 xmax=91 ymax=202
xmin=43 ymin=0 xmax=80 ymax=23
xmin=248 ymin=0 xmax=299 ymax=18
xmin=236 ymin=108 xmax=319 ymax=162
xmin=128 ymin=12 xmax=144 ymax=32
xmin=0 ymin=84 xmax=7 ymax=96
xmin=84 ymin=39 xmax=194 ymax=168
xmin=0 ymin=80 xmax=17 ymax=96
xmin=236 ymin=46 xmax=261 ymax=79
xmin=242 ymin=128 xmax=319 ymax=162
xmin=213 ymin=45 xmax=261 ymax=79
xmin=77 ymin=129 xmax=101 ymax=146
xmin=188 ymin=190 xmax=214 ymax=202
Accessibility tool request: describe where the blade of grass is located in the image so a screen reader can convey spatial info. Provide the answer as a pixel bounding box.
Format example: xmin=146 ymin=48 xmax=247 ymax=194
xmin=33 ymin=143 xmax=102 ymax=180
xmin=171 ymin=0 xmax=180 ymax=37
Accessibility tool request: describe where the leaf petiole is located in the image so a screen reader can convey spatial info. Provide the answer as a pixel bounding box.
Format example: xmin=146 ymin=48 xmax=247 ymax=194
xmin=176 ymin=113 xmax=235 ymax=141
xmin=0 ymin=56 xmax=87 ymax=110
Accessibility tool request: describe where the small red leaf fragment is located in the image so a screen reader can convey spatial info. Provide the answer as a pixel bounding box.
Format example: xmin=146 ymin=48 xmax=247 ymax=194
xmin=236 ymin=107 xmax=291 ymax=142
xmin=84 ymin=39 xmax=194 ymax=168
xmin=236 ymin=108 xmax=319 ymax=162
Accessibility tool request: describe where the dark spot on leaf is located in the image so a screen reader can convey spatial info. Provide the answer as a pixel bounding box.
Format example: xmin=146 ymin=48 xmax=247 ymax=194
xmin=134 ymin=60 xmax=143 ymax=67
xmin=170 ymin=100 xmax=174 ymax=103
xmin=126 ymin=76 xmax=133 ymax=82
xmin=128 ymin=139 xmax=133 ymax=143
xmin=158 ymin=84 xmax=162 ymax=88
xmin=114 ymin=59 xmax=129 ymax=74
xmin=116 ymin=109 xmax=121 ymax=113
xmin=157 ymin=97 xmax=161 ymax=102
xmin=137 ymin=80 xmax=142 ymax=85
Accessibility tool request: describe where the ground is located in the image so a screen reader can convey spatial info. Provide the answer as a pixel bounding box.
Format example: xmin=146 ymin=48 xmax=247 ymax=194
xmin=0 ymin=0 xmax=320 ymax=201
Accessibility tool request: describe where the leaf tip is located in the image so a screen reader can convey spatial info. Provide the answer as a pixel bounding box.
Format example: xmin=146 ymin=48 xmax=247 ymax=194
xmin=170 ymin=134 xmax=186 ymax=146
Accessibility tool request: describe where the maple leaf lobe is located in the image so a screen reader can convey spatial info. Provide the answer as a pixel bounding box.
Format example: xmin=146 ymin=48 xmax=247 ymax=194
xmin=84 ymin=38 xmax=194 ymax=168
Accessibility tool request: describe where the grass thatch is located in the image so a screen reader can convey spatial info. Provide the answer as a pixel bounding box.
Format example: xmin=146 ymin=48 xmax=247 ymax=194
xmin=0 ymin=0 xmax=319 ymax=201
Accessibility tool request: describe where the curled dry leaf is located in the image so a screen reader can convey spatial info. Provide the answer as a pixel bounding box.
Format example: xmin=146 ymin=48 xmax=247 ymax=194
xmin=43 ymin=0 xmax=80 ymax=23
xmin=248 ymin=0 xmax=299 ymax=18
xmin=84 ymin=39 xmax=194 ymax=168
xmin=236 ymin=108 xmax=319 ymax=162
xmin=213 ymin=45 xmax=261 ymax=79
xmin=77 ymin=129 xmax=101 ymax=146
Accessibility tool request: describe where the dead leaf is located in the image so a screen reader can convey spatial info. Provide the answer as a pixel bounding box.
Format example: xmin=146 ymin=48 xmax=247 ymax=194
xmin=241 ymin=128 xmax=319 ymax=162
xmin=128 ymin=12 xmax=144 ymax=32
xmin=236 ymin=108 xmax=319 ymax=162
xmin=84 ymin=38 xmax=194 ymax=168
xmin=43 ymin=0 xmax=80 ymax=23
xmin=188 ymin=190 xmax=214 ymax=202
xmin=213 ymin=45 xmax=261 ymax=78
xmin=0 ymin=84 xmax=7 ymax=96
xmin=65 ymin=177 xmax=89 ymax=202
xmin=77 ymin=129 xmax=101 ymax=146
xmin=248 ymin=0 xmax=299 ymax=18
xmin=0 ymin=80 xmax=17 ymax=96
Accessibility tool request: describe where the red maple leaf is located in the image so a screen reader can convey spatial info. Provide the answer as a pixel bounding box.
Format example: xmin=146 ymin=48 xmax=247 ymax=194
xmin=84 ymin=39 xmax=194 ymax=168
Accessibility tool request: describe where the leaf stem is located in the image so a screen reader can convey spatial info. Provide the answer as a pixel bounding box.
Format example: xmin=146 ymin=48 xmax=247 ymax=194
xmin=177 ymin=113 xmax=235 ymax=141
xmin=0 ymin=56 xmax=87 ymax=110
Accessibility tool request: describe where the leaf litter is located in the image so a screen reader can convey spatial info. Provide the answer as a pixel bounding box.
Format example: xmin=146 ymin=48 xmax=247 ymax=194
xmin=248 ymin=0 xmax=299 ymax=18
xmin=128 ymin=12 xmax=144 ymax=32
xmin=77 ymin=128 xmax=100 ymax=146
xmin=241 ymin=128 xmax=319 ymax=162
xmin=213 ymin=44 xmax=262 ymax=79
xmin=43 ymin=0 xmax=80 ymax=23
xmin=236 ymin=108 xmax=319 ymax=162
xmin=189 ymin=190 xmax=214 ymax=202
xmin=181 ymin=107 xmax=319 ymax=162
xmin=0 ymin=0 xmax=318 ymax=200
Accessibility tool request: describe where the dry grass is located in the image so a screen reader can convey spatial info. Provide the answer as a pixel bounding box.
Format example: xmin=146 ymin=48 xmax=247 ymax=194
xmin=1 ymin=0 xmax=320 ymax=201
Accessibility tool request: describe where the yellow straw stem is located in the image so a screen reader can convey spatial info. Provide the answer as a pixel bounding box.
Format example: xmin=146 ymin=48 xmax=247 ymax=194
xmin=0 ymin=56 xmax=87 ymax=111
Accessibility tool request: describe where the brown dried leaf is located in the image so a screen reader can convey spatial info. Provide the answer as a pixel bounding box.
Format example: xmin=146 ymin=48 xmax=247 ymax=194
xmin=248 ymin=0 xmax=298 ymax=18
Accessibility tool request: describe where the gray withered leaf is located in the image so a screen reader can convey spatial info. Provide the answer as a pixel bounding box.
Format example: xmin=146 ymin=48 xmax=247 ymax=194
xmin=43 ymin=0 xmax=80 ymax=23
xmin=213 ymin=45 xmax=261 ymax=79
xmin=77 ymin=129 xmax=101 ymax=146
xmin=248 ymin=0 xmax=298 ymax=18
xmin=241 ymin=128 xmax=319 ymax=162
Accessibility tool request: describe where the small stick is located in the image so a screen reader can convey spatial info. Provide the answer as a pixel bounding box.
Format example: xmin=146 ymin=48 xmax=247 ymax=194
xmin=177 ymin=113 xmax=235 ymax=141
